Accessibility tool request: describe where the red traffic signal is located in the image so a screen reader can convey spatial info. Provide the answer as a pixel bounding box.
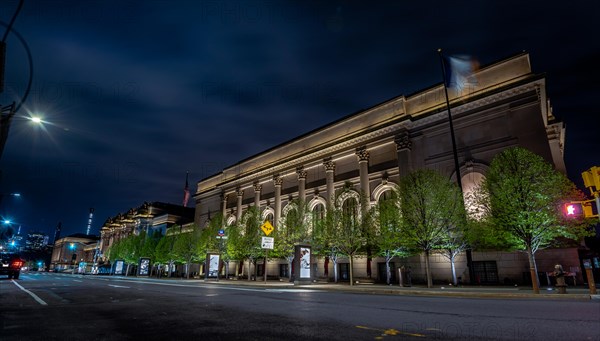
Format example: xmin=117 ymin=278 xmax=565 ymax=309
xmin=563 ymin=202 xmax=583 ymax=218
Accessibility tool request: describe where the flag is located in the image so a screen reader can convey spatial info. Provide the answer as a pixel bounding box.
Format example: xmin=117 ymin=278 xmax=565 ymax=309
xmin=183 ymin=172 xmax=190 ymax=207
xmin=442 ymin=54 xmax=479 ymax=92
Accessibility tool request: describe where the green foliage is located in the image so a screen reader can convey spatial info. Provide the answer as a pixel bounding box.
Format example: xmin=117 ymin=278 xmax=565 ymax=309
xmin=155 ymin=234 xmax=177 ymax=266
xmin=399 ymin=169 xmax=465 ymax=252
xmin=173 ymin=225 xmax=203 ymax=265
xmin=479 ymin=147 xmax=592 ymax=254
xmin=228 ymin=207 xmax=263 ymax=263
xmin=140 ymin=230 xmax=161 ymax=259
xmin=399 ymin=169 xmax=466 ymax=287
xmin=272 ymin=199 xmax=311 ymax=259
xmin=198 ymin=213 xmax=232 ymax=268
xmin=331 ymin=191 xmax=367 ymax=259
xmin=368 ymin=194 xmax=411 ymax=284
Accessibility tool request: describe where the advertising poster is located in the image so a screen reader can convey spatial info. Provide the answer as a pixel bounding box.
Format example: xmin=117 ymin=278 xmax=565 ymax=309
xmin=300 ymin=247 xmax=311 ymax=279
xmin=138 ymin=258 xmax=150 ymax=276
xmin=114 ymin=260 xmax=124 ymax=275
xmin=208 ymin=254 xmax=220 ymax=277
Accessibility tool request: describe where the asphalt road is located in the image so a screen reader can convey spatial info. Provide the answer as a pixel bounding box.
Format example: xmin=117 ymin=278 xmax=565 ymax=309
xmin=1 ymin=272 xmax=598 ymax=341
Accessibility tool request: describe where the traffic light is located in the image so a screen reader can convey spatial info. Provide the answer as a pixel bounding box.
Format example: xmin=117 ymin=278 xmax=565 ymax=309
xmin=563 ymin=200 xmax=597 ymax=218
xmin=582 ymin=166 xmax=600 ymax=194
xmin=564 ymin=202 xmax=583 ymax=218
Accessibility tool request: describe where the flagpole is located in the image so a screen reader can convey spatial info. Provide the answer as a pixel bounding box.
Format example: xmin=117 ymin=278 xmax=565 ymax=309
xmin=437 ymin=48 xmax=474 ymax=285
xmin=183 ymin=171 xmax=190 ymax=207
xmin=437 ymin=48 xmax=463 ymax=192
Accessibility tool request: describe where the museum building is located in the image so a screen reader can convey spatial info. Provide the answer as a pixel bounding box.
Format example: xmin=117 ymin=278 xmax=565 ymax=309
xmin=193 ymin=53 xmax=580 ymax=285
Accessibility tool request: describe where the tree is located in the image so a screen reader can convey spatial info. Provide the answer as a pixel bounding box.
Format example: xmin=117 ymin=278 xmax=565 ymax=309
xmin=370 ymin=193 xmax=411 ymax=285
xmin=155 ymin=233 xmax=177 ymax=277
xmin=229 ymin=207 xmax=262 ymax=280
xmin=111 ymin=232 xmax=147 ymax=276
xmin=438 ymin=218 xmax=469 ymax=286
xmin=399 ymin=169 xmax=465 ymax=288
xmin=477 ymin=147 xmax=592 ymax=293
xmin=173 ymin=225 xmax=202 ymax=279
xmin=332 ymin=190 xmax=367 ymax=286
xmin=199 ymin=213 xmax=227 ymax=279
xmin=273 ymin=199 xmax=310 ymax=279
xmin=141 ymin=230 xmax=162 ymax=276
xmin=313 ymin=208 xmax=341 ymax=282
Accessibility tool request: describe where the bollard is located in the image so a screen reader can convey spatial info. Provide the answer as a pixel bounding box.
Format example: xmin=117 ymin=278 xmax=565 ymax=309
xmin=554 ymin=264 xmax=567 ymax=294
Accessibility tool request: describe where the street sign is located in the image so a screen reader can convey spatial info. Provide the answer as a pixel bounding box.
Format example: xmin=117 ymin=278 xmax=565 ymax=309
xmin=261 ymin=236 xmax=274 ymax=249
xmin=218 ymin=229 xmax=225 ymax=236
xmin=260 ymin=221 xmax=274 ymax=236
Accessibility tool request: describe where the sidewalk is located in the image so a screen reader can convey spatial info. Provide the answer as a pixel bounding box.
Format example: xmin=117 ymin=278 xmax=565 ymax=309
xmin=191 ymin=277 xmax=599 ymax=300
xmin=96 ymin=273 xmax=599 ymax=300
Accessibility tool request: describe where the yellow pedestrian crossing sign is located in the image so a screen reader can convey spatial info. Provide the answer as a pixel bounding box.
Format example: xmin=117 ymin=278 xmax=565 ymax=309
xmin=260 ymin=221 xmax=274 ymax=236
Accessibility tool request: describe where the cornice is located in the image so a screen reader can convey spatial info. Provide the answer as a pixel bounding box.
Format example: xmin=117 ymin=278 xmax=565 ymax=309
xmin=202 ymin=79 xmax=542 ymax=193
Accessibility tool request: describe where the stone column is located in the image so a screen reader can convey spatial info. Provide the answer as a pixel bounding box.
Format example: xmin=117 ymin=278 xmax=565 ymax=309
xmin=356 ymin=146 xmax=370 ymax=210
xmin=273 ymin=175 xmax=283 ymax=227
xmin=296 ymin=166 xmax=307 ymax=203
xmin=356 ymin=146 xmax=372 ymax=279
xmin=395 ymin=130 xmax=412 ymax=179
xmin=236 ymin=189 xmax=244 ymax=221
xmin=323 ymin=158 xmax=335 ymax=207
xmin=253 ymin=181 xmax=262 ymax=208
xmin=221 ymin=193 xmax=228 ymax=221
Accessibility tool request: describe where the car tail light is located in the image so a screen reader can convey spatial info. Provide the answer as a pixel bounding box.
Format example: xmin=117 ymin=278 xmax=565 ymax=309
xmin=11 ymin=260 xmax=23 ymax=268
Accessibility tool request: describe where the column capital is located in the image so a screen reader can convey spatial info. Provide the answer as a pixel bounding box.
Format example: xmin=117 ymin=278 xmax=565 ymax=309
xmin=273 ymin=174 xmax=283 ymax=187
xmin=355 ymin=146 xmax=370 ymax=162
xmin=395 ymin=130 xmax=412 ymax=151
xmin=296 ymin=166 xmax=307 ymax=180
xmin=253 ymin=181 xmax=262 ymax=192
xmin=323 ymin=158 xmax=336 ymax=172
xmin=236 ymin=189 xmax=244 ymax=198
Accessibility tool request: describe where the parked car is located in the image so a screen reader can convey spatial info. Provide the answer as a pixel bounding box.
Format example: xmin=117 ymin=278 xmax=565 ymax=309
xmin=0 ymin=253 xmax=24 ymax=279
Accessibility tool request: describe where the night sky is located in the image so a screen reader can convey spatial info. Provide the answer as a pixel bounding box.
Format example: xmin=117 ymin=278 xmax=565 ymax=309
xmin=1 ymin=0 xmax=598 ymax=240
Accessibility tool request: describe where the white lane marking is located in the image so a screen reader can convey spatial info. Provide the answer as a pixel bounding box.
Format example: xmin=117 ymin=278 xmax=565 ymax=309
xmin=84 ymin=276 xmax=320 ymax=293
xmin=108 ymin=284 xmax=130 ymax=288
xmin=73 ymin=280 xmax=82 ymax=282
xmin=205 ymin=294 xmax=218 ymax=297
xmin=11 ymin=280 xmax=48 ymax=306
xmin=265 ymin=289 xmax=320 ymax=293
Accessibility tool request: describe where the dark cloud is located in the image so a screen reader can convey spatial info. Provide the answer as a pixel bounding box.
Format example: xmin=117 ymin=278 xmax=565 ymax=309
xmin=0 ymin=0 xmax=598 ymax=238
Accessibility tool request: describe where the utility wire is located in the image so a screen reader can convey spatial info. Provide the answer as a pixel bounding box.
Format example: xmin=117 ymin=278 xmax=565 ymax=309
xmin=2 ymin=0 xmax=24 ymax=43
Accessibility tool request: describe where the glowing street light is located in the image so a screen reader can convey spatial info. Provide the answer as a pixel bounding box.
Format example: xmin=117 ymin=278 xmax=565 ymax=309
xmin=30 ymin=116 xmax=42 ymax=124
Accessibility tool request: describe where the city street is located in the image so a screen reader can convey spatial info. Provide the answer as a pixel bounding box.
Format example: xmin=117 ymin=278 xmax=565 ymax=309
xmin=1 ymin=272 xmax=598 ymax=340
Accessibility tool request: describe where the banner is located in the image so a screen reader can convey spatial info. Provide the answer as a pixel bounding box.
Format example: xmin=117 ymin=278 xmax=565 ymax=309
xmin=208 ymin=254 xmax=220 ymax=277
xmin=300 ymin=247 xmax=310 ymax=279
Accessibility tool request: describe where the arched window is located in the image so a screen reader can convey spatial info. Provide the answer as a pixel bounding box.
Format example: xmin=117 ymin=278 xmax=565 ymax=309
xmin=377 ymin=191 xmax=399 ymax=234
xmin=462 ymin=172 xmax=485 ymax=219
xmin=342 ymin=197 xmax=359 ymax=226
xmin=379 ymin=189 xmax=396 ymax=202
xmin=312 ymin=203 xmax=325 ymax=224
xmin=284 ymin=208 xmax=298 ymax=236
xmin=264 ymin=213 xmax=274 ymax=225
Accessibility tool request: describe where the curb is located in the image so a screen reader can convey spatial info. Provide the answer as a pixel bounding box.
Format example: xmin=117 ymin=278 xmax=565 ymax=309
xmin=75 ymin=274 xmax=598 ymax=300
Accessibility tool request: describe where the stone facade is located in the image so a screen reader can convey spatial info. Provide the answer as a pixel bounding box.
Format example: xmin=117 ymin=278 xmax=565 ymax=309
xmin=193 ymin=53 xmax=573 ymax=284
xmin=99 ymin=202 xmax=195 ymax=260
xmin=50 ymin=234 xmax=99 ymax=271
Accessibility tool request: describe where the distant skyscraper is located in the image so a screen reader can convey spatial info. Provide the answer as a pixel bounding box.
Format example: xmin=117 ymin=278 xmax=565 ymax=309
xmin=25 ymin=231 xmax=48 ymax=252
xmin=53 ymin=222 xmax=61 ymax=244
xmin=86 ymin=208 xmax=94 ymax=235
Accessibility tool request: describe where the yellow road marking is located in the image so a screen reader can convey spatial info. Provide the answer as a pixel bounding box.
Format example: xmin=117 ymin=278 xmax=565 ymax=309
xmin=355 ymin=326 xmax=426 ymax=338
